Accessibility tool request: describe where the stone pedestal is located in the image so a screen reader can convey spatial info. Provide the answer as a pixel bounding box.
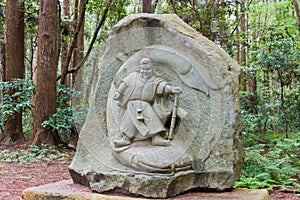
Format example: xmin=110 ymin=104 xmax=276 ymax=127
xmin=22 ymin=180 xmax=270 ymax=200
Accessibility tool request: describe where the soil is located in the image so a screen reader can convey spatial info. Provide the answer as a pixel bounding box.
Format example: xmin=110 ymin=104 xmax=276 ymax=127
xmin=0 ymin=145 xmax=299 ymax=200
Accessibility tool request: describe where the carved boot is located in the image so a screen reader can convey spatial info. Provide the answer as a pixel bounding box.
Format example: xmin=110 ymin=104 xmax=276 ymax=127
xmin=113 ymin=134 xmax=131 ymax=147
xmin=152 ymin=135 xmax=171 ymax=146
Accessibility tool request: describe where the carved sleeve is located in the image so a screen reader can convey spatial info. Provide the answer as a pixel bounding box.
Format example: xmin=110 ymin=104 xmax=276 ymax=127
xmin=116 ymin=81 xmax=127 ymax=95
xmin=156 ymin=80 xmax=172 ymax=95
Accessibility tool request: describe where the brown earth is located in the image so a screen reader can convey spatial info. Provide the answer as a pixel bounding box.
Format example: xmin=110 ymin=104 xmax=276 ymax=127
xmin=0 ymin=145 xmax=299 ymax=200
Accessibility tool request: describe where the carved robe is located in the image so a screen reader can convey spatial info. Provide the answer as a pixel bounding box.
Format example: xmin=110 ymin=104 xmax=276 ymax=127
xmin=116 ymin=72 xmax=172 ymax=139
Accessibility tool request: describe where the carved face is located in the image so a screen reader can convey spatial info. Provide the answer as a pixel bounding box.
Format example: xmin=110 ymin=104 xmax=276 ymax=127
xmin=140 ymin=63 xmax=153 ymax=79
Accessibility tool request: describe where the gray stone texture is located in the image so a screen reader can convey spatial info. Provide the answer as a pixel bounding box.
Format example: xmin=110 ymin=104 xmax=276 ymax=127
xmin=69 ymin=14 xmax=244 ymax=198
xmin=22 ymin=180 xmax=270 ymax=200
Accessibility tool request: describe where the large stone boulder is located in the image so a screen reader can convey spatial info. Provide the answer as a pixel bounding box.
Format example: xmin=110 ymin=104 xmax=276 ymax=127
xmin=69 ymin=14 xmax=244 ymax=198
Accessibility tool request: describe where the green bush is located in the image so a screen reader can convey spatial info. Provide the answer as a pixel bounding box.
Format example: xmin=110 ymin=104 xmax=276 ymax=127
xmin=0 ymin=79 xmax=35 ymax=137
xmin=42 ymin=85 xmax=80 ymax=142
xmin=235 ymin=133 xmax=300 ymax=190
xmin=0 ymin=144 xmax=68 ymax=164
xmin=0 ymin=79 xmax=80 ymax=142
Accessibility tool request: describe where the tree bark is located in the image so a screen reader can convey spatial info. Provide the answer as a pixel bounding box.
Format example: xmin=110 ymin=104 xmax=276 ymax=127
xmin=32 ymin=0 xmax=60 ymax=146
xmin=60 ymin=0 xmax=88 ymax=85
xmin=61 ymin=0 xmax=71 ymax=87
xmin=58 ymin=0 xmax=112 ymax=78
xmin=72 ymin=0 xmax=85 ymax=94
xmin=0 ymin=43 xmax=5 ymax=82
xmin=293 ymin=0 xmax=300 ymax=31
xmin=1 ymin=0 xmax=25 ymax=143
xmin=240 ymin=2 xmax=247 ymax=91
xmin=142 ymin=0 xmax=152 ymax=13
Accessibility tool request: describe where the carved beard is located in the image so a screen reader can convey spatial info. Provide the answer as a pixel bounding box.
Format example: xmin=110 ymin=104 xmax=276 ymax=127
xmin=140 ymin=72 xmax=153 ymax=80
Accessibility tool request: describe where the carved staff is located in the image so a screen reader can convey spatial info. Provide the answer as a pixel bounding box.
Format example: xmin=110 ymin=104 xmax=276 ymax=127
xmin=168 ymin=94 xmax=179 ymax=140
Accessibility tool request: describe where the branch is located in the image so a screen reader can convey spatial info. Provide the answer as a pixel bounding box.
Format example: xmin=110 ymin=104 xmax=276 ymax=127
xmin=60 ymin=0 xmax=88 ymax=84
xmin=169 ymin=0 xmax=178 ymax=15
xmin=57 ymin=0 xmax=113 ymax=81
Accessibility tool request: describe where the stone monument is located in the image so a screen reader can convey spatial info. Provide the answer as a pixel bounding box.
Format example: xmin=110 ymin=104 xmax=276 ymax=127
xmin=69 ymin=14 xmax=244 ymax=198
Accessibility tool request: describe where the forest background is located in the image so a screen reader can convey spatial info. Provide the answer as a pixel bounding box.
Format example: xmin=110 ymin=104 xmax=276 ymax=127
xmin=0 ymin=0 xmax=299 ymax=194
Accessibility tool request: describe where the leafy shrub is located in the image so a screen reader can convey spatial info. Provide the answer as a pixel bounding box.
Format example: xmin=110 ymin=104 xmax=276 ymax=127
xmin=235 ymin=133 xmax=300 ymax=190
xmin=0 ymin=79 xmax=80 ymax=142
xmin=0 ymin=79 xmax=35 ymax=136
xmin=42 ymin=85 xmax=80 ymax=142
xmin=0 ymin=144 xmax=69 ymax=164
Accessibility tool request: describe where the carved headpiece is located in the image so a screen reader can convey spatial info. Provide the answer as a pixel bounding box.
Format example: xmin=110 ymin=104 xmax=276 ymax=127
xmin=140 ymin=57 xmax=152 ymax=65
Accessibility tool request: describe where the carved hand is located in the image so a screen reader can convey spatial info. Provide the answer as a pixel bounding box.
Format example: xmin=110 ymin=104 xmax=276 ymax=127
xmin=113 ymin=91 xmax=121 ymax=100
xmin=171 ymin=86 xmax=182 ymax=95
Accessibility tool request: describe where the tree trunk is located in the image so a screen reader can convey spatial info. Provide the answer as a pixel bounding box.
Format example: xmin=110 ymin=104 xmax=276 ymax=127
xmin=0 ymin=43 xmax=5 ymax=82
xmin=32 ymin=47 xmax=38 ymax=84
xmin=240 ymin=2 xmax=247 ymax=91
xmin=142 ymin=0 xmax=152 ymax=13
xmin=0 ymin=0 xmax=5 ymax=83
xmin=61 ymin=0 xmax=71 ymax=87
xmin=293 ymin=0 xmax=300 ymax=31
xmin=235 ymin=1 xmax=240 ymax=63
xmin=73 ymin=0 xmax=85 ymax=96
xmin=60 ymin=0 xmax=87 ymax=85
xmin=69 ymin=0 xmax=85 ymax=148
xmin=32 ymin=0 xmax=60 ymax=146
xmin=1 ymin=0 xmax=25 ymax=143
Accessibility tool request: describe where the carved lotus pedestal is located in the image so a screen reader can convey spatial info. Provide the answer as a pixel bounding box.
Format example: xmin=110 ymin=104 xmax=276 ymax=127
xmin=69 ymin=14 xmax=244 ymax=198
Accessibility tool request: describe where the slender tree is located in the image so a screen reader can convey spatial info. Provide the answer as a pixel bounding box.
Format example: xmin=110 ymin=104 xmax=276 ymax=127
xmin=32 ymin=0 xmax=60 ymax=145
xmin=73 ymin=0 xmax=85 ymax=92
xmin=293 ymin=0 xmax=300 ymax=31
xmin=240 ymin=1 xmax=247 ymax=91
xmin=61 ymin=0 xmax=71 ymax=87
xmin=0 ymin=42 xmax=4 ymax=83
xmin=60 ymin=0 xmax=88 ymax=85
xmin=0 ymin=1 xmax=5 ymax=83
xmin=68 ymin=0 xmax=86 ymax=148
xmin=1 ymin=0 xmax=25 ymax=143
xmin=142 ymin=0 xmax=152 ymax=13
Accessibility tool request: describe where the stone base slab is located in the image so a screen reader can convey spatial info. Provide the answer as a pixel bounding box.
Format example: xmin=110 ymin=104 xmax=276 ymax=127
xmin=22 ymin=179 xmax=270 ymax=200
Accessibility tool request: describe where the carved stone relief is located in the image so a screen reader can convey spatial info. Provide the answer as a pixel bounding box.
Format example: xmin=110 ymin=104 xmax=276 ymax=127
xmin=69 ymin=14 xmax=244 ymax=198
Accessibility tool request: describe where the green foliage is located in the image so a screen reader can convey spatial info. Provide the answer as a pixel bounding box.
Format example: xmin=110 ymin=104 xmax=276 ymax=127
xmin=85 ymin=0 xmax=130 ymax=43
xmin=235 ymin=134 xmax=300 ymax=190
xmin=42 ymin=85 xmax=80 ymax=142
xmin=160 ymin=0 xmax=234 ymax=47
xmin=0 ymin=80 xmax=79 ymax=142
xmin=0 ymin=79 xmax=35 ymax=136
xmin=0 ymin=144 xmax=68 ymax=164
xmin=240 ymin=84 xmax=300 ymax=144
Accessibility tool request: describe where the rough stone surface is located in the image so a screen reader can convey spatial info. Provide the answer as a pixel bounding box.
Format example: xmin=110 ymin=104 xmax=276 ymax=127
xmin=69 ymin=14 xmax=244 ymax=198
xmin=22 ymin=180 xmax=270 ymax=200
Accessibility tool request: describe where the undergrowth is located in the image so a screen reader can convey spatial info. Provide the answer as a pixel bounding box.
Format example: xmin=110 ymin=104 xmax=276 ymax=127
xmin=235 ymin=133 xmax=300 ymax=191
xmin=0 ymin=144 xmax=69 ymax=164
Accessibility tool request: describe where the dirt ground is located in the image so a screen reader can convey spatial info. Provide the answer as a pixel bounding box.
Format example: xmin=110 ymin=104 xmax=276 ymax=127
xmin=0 ymin=145 xmax=299 ymax=200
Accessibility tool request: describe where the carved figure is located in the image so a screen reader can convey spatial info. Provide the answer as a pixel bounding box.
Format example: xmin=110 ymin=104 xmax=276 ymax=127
xmin=113 ymin=58 xmax=182 ymax=147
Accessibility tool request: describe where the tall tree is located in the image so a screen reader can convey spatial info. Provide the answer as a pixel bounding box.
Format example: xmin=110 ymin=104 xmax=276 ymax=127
xmin=0 ymin=0 xmax=5 ymax=83
xmin=293 ymin=0 xmax=300 ymax=30
xmin=69 ymin=0 xmax=86 ymax=148
xmin=1 ymin=0 xmax=25 ymax=143
xmin=73 ymin=0 xmax=85 ymax=93
xmin=32 ymin=0 xmax=60 ymax=145
xmin=61 ymin=0 xmax=71 ymax=87
xmin=240 ymin=1 xmax=247 ymax=91
xmin=142 ymin=0 xmax=152 ymax=13
xmin=60 ymin=0 xmax=87 ymax=85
